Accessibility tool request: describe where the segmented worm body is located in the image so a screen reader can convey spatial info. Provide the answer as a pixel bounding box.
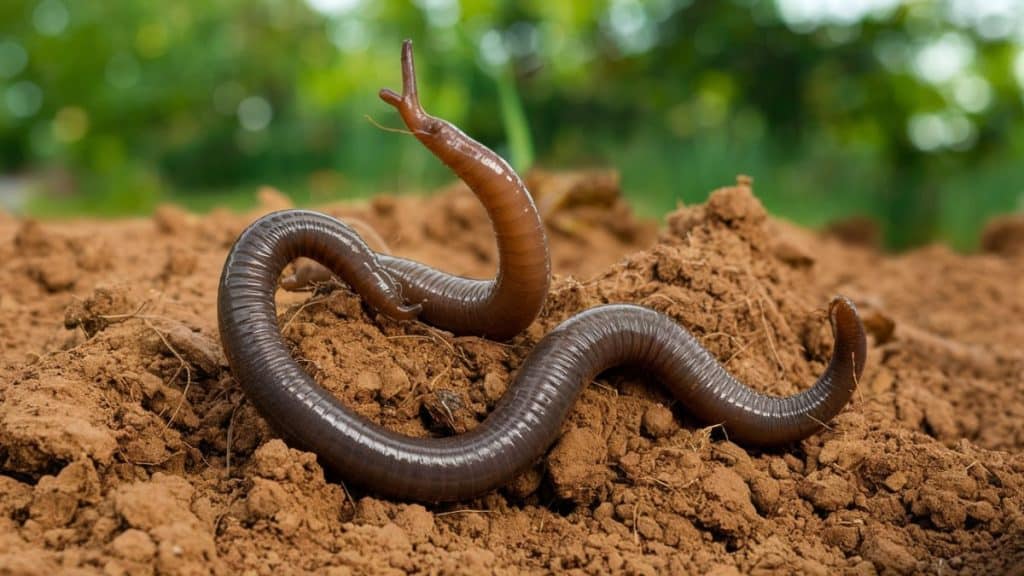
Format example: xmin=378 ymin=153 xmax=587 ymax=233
xmin=285 ymin=40 xmax=549 ymax=340
xmin=218 ymin=210 xmax=867 ymax=501
xmin=217 ymin=40 xmax=867 ymax=502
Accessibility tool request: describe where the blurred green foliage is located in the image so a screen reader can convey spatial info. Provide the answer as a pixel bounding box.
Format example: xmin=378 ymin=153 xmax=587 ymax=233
xmin=0 ymin=0 xmax=1022 ymax=249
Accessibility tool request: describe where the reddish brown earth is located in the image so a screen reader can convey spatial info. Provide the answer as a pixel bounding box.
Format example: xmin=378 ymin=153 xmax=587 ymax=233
xmin=0 ymin=171 xmax=1022 ymax=575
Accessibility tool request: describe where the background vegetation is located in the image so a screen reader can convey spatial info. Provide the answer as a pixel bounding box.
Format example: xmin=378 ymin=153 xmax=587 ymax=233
xmin=0 ymin=0 xmax=1022 ymax=249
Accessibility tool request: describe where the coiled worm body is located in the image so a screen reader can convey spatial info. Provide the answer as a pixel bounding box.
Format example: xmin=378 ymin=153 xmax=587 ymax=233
xmin=218 ymin=39 xmax=867 ymax=503
xmin=218 ymin=210 xmax=866 ymax=501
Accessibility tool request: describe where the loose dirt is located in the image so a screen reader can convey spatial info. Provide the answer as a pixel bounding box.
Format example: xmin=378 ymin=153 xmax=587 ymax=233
xmin=0 ymin=171 xmax=1022 ymax=575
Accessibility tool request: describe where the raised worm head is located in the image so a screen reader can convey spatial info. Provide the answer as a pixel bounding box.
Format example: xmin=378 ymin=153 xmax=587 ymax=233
xmin=379 ymin=39 xmax=445 ymax=137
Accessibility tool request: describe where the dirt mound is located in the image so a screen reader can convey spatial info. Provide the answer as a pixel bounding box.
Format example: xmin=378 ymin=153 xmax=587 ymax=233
xmin=1 ymin=173 xmax=1022 ymax=575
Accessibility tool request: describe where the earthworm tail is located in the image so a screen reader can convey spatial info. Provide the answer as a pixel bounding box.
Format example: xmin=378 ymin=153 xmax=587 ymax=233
xmin=305 ymin=39 xmax=550 ymax=340
xmin=219 ymin=213 xmax=866 ymax=500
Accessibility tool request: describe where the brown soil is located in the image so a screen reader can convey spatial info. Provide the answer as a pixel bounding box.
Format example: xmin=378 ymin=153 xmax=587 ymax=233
xmin=1 ymin=171 xmax=1022 ymax=575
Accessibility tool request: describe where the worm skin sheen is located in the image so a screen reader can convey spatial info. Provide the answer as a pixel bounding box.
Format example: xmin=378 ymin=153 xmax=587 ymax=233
xmin=285 ymin=40 xmax=550 ymax=341
xmin=219 ymin=216 xmax=867 ymax=501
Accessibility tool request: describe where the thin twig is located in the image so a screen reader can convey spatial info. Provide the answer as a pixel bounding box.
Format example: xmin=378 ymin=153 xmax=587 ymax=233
xmin=722 ymin=334 xmax=759 ymax=366
xmin=426 ymin=366 xmax=451 ymax=392
xmin=143 ymin=318 xmax=193 ymax=430
xmin=639 ymin=475 xmax=673 ymax=490
xmin=340 ymin=480 xmax=356 ymax=512
xmin=97 ymin=300 xmax=151 ymax=321
xmin=388 ymin=329 xmax=467 ymax=366
xmin=852 ymin=351 xmax=864 ymax=404
xmin=632 ymin=503 xmax=640 ymax=545
xmin=435 ymin=509 xmax=494 ymax=517
xmin=643 ymin=293 xmax=686 ymax=310
xmin=589 ymin=380 xmax=619 ymax=396
xmin=425 ymin=326 xmax=469 ymax=364
xmin=364 ymin=114 xmax=415 ymax=136
xmin=225 ymin=398 xmax=244 ymax=478
xmin=755 ymin=296 xmax=785 ymax=373
xmin=282 ymin=295 xmax=331 ymax=333
xmin=178 ymin=437 xmax=212 ymax=468
xmin=804 ymin=413 xmax=835 ymax=431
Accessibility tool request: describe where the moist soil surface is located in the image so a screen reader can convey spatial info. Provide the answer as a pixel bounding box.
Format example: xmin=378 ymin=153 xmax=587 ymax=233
xmin=1 ymin=171 xmax=1022 ymax=575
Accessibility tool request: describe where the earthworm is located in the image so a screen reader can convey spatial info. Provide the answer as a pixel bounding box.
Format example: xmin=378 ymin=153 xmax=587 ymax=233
xmin=283 ymin=40 xmax=549 ymax=340
xmin=218 ymin=213 xmax=867 ymax=500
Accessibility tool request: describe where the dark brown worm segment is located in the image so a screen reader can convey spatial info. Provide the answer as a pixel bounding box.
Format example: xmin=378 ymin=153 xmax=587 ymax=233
xmin=283 ymin=39 xmax=550 ymax=341
xmin=218 ymin=211 xmax=867 ymax=500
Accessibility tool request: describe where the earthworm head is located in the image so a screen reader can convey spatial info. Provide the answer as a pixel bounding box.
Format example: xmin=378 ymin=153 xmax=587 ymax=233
xmin=827 ymin=295 xmax=868 ymax=380
xmin=379 ymin=39 xmax=442 ymax=136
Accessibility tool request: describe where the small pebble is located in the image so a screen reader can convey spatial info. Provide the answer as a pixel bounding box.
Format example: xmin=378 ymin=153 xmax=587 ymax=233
xmin=641 ymin=404 xmax=677 ymax=438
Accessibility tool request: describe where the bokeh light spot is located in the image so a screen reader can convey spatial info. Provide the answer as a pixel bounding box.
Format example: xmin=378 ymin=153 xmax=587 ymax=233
xmin=505 ymin=21 xmax=539 ymax=58
xmin=238 ymin=96 xmax=273 ymax=131
xmin=1014 ymin=50 xmax=1024 ymax=90
xmin=305 ymin=0 xmax=361 ymax=15
xmin=907 ymin=111 xmax=975 ymax=152
xmin=33 ymin=0 xmax=69 ymax=37
xmin=913 ymin=32 xmax=974 ymax=85
xmin=947 ymin=0 xmax=1022 ymax=40
xmin=5 ymin=81 xmax=43 ymax=118
xmin=907 ymin=114 xmax=946 ymax=151
xmin=951 ymin=74 xmax=991 ymax=113
xmin=0 ymin=40 xmax=28 ymax=79
xmin=776 ymin=0 xmax=902 ymax=32
xmin=605 ymin=0 xmax=656 ymax=55
xmin=329 ymin=18 xmax=370 ymax=53
xmin=136 ymin=23 xmax=169 ymax=59
xmin=413 ymin=0 xmax=460 ymax=29
xmin=52 ymin=106 xmax=89 ymax=143
xmin=106 ymin=53 xmax=140 ymax=89
xmin=479 ymin=29 xmax=509 ymax=68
